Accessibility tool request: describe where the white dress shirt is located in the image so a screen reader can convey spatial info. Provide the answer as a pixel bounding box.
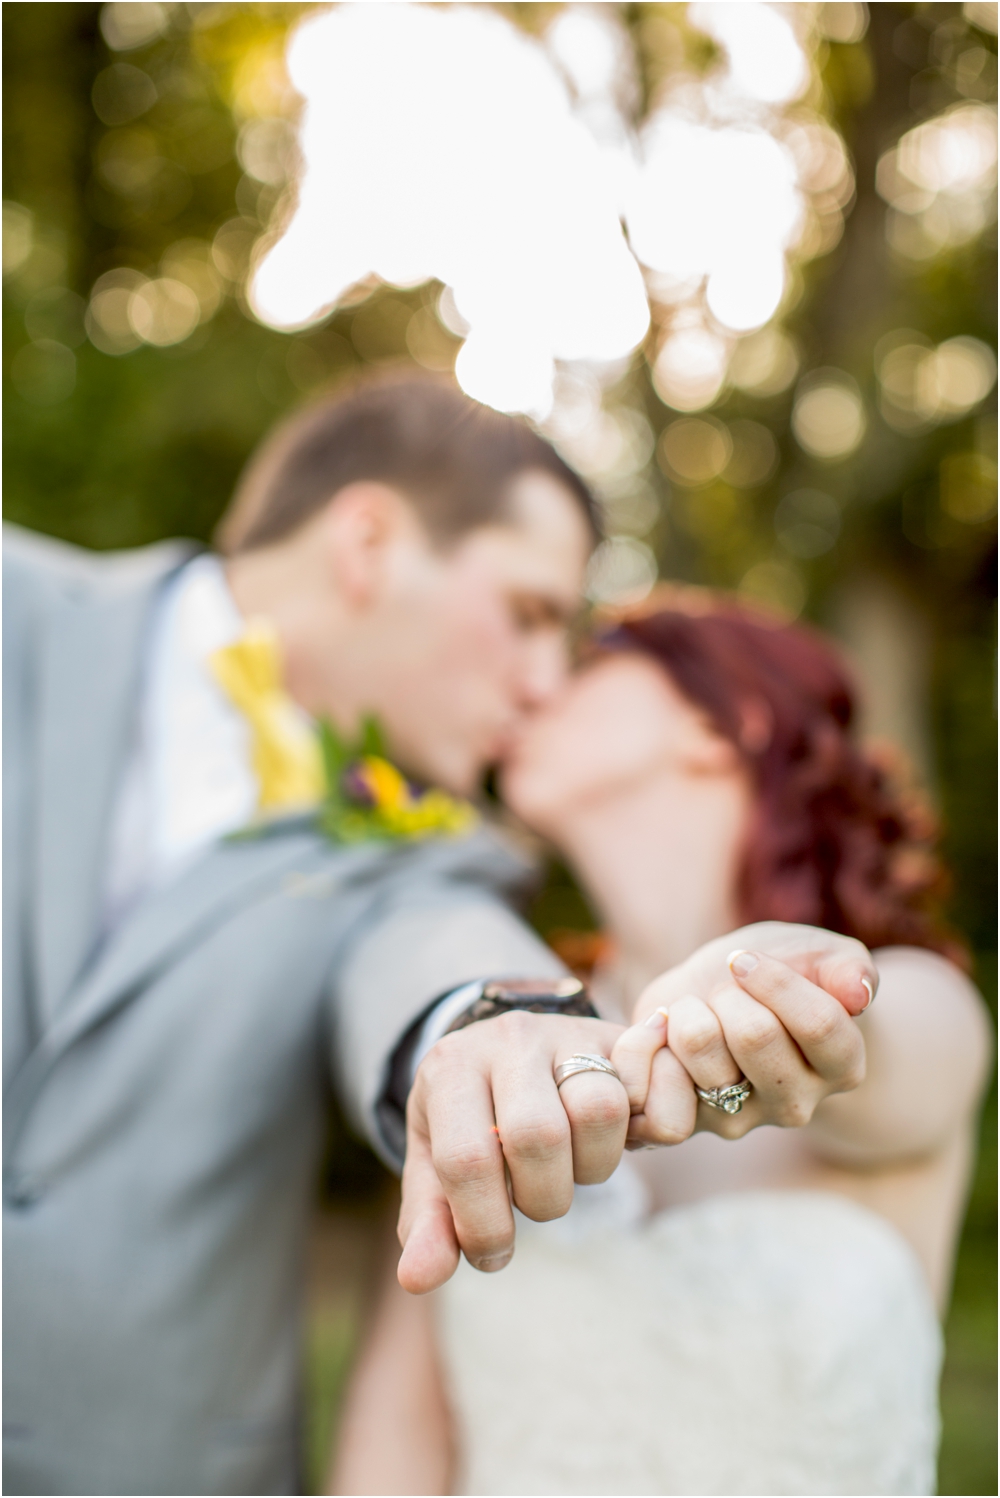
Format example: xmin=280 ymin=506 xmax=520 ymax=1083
xmin=103 ymin=554 xmax=273 ymax=930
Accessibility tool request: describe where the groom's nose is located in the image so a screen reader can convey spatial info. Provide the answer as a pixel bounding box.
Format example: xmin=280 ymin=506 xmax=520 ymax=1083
xmin=516 ymin=630 xmax=570 ymax=709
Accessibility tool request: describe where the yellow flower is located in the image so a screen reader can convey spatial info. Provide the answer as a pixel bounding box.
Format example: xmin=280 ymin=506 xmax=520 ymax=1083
xmin=356 ymin=755 xmax=412 ymax=811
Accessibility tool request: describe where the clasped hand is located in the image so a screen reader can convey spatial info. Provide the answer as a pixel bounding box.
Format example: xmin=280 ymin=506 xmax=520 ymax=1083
xmin=398 ymin=923 xmax=875 ymax=1293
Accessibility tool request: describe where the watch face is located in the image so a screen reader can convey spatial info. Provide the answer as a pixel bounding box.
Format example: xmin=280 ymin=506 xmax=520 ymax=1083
xmin=482 ymin=977 xmax=585 ymax=1003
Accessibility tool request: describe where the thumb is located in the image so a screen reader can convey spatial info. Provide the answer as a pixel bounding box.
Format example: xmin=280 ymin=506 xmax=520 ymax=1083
xmin=396 ymin=1124 xmax=461 ymax=1295
xmin=611 ymin=1008 xmax=670 ymax=1113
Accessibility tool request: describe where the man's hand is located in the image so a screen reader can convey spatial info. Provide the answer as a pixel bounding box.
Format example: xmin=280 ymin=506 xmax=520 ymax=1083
xmin=619 ymin=925 xmax=875 ymax=1146
xmin=397 ymin=1013 xmax=628 ymax=1294
xmin=397 ymin=925 xmax=877 ymax=1294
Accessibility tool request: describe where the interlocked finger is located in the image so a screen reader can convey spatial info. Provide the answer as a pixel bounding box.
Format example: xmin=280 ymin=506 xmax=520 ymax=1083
xmin=666 ymin=994 xmax=744 ymax=1093
xmin=611 ymin=1008 xmax=670 ymax=1114
xmin=625 ymin=1044 xmax=698 ymax=1147
xmin=707 ymin=981 xmax=821 ymax=1128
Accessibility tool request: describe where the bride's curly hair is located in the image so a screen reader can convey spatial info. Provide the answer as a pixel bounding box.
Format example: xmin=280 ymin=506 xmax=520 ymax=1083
xmin=604 ymin=588 xmax=966 ymax=965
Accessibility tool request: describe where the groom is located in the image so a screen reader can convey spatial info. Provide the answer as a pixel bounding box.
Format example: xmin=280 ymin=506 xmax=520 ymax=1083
xmin=4 ymin=373 xmax=872 ymax=1496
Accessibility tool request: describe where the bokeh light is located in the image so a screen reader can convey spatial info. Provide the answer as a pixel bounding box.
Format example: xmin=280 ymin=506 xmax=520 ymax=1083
xmin=242 ymin=2 xmax=864 ymax=424
xmin=628 ymin=2 xmax=856 ymax=413
xmin=791 ymin=371 xmax=867 ymax=460
xmin=728 ymin=327 xmax=800 ymax=395
xmin=3 ymin=201 xmax=34 ymax=276
xmin=652 ymin=322 xmax=730 ymax=411
xmin=99 ymin=2 xmax=169 ymax=53
xmin=585 ymin=536 xmax=658 ymax=606
xmin=129 ymin=277 xmax=201 ymax=347
xmin=877 ymin=331 xmax=997 ymax=429
xmin=250 ymin=3 xmax=649 ymax=417
xmin=815 ymin=3 xmax=869 ymax=45
xmin=658 ymin=417 xmax=732 ymax=487
xmin=877 ymin=101 xmax=998 ymax=260
xmin=84 ymin=268 xmax=146 ymax=354
xmin=627 ymin=117 xmax=799 ymax=333
xmin=690 ymin=2 xmax=809 ymax=105
xmin=962 ymin=1 xmax=998 ymax=34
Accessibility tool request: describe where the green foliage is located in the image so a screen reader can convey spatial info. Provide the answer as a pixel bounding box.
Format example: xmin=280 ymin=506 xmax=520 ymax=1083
xmin=939 ymin=954 xmax=998 ymax=1496
xmin=315 ymin=715 xmax=476 ymax=844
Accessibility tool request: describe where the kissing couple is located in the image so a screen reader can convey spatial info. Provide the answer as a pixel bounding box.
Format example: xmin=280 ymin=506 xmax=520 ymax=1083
xmin=4 ymin=373 xmax=988 ymax=1497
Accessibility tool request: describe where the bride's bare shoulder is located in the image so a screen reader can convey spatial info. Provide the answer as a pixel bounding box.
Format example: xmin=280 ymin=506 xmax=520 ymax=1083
xmin=871 ymin=946 xmax=993 ymax=1066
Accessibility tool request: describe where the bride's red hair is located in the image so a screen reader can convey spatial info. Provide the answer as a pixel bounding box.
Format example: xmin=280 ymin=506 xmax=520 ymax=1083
xmin=604 ymin=589 xmax=966 ymax=965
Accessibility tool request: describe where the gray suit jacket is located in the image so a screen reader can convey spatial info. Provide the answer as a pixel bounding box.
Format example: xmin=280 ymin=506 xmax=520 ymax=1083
xmin=2 ymin=526 xmax=563 ymax=1496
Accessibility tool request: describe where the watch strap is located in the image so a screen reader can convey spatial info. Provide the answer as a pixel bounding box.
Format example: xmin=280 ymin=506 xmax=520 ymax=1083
xmin=378 ymin=975 xmax=598 ymax=1165
xmin=444 ymin=977 xmax=598 ymax=1034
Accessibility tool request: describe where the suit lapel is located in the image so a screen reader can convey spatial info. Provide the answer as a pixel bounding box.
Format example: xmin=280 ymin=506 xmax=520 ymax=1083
xmin=5 ymin=833 xmax=388 ymax=1158
xmin=48 ymin=831 xmax=339 ymax=1054
xmin=32 ymin=550 xmax=192 ymax=1029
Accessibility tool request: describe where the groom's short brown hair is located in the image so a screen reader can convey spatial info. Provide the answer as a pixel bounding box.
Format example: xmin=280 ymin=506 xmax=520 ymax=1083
xmin=217 ymin=371 xmax=598 ymax=553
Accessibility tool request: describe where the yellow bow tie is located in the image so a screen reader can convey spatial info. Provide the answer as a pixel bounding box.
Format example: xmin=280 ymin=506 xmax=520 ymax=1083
xmin=209 ymin=622 xmax=326 ymax=813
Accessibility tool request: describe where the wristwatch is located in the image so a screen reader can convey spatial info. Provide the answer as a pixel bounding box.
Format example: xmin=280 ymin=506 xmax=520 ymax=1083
xmin=379 ymin=975 xmax=600 ymax=1163
xmin=443 ymin=976 xmax=598 ymax=1034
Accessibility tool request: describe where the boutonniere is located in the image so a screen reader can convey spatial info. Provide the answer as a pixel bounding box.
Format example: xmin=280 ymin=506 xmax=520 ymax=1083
xmin=212 ymin=621 xmax=475 ymax=847
xmin=315 ymin=715 xmax=478 ymax=845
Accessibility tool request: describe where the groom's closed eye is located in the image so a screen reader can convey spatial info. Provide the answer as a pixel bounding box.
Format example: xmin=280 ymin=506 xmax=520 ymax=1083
xmin=508 ymin=590 xmax=579 ymax=635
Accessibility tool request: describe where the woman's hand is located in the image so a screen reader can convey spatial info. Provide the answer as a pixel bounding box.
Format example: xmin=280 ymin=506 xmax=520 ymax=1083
xmin=613 ymin=943 xmax=869 ymax=1146
xmin=611 ymin=1008 xmax=699 ymax=1147
xmin=635 ymin=922 xmax=878 ymax=1022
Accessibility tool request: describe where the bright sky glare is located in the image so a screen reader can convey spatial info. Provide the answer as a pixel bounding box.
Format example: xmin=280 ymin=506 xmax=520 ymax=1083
xmin=251 ymin=3 xmax=648 ymax=417
xmin=627 ymin=117 xmax=800 ymax=331
xmin=250 ymin=1 xmax=836 ymax=417
xmin=689 ymin=1 xmax=809 ymax=105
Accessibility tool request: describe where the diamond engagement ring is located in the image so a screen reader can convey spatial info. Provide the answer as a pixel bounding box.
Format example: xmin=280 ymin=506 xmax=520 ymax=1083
xmin=695 ymin=1079 xmax=752 ymax=1115
xmin=554 ymin=1054 xmax=622 ymax=1088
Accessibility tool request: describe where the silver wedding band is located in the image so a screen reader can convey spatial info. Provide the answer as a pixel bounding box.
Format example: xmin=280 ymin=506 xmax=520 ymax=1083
xmin=554 ymin=1053 xmax=622 ymax=1089
xmin=695 ymin=1078 xmax=752 ymax=1115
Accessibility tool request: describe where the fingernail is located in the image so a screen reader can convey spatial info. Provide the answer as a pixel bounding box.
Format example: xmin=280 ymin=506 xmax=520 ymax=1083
xmin=861 ymin=977 xmax=875 ymax=1010
xmin=644 ymin=1007 xmax=669 ymax=1028
xmin=473 ymin=1251 xmax=512 ymax=1273
xmin=728 ymin=949 xmax=759 ymax=977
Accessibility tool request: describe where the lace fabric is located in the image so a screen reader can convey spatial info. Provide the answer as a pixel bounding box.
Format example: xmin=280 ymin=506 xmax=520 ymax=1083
xmin=437 ymin=1188 xmax=942 ymax=1496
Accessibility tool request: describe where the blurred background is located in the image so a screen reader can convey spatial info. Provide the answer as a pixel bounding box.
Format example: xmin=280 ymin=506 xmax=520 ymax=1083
xmin=3 ymin=2 xmax=996 ymax=1491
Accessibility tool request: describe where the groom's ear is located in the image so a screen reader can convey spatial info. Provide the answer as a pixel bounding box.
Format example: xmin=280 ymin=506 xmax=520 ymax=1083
xmin=318 ymin=481 xmax=422 ymax=610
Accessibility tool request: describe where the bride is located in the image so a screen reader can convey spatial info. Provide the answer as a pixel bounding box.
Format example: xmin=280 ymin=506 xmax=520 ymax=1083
xmin=330 ymin=589 xmax=991 ymax=1497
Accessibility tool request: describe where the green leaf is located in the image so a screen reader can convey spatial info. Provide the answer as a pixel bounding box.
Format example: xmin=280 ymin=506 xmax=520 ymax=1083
xmin=318 ymin=717 xmax=349 ymax=803
xmin=359 ymin=714 xmax=387 ymax=759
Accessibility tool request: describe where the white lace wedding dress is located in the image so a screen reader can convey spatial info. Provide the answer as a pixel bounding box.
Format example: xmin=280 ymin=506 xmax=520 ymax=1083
xmin=436 ymin=1170 xmax=942 ymax=1496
